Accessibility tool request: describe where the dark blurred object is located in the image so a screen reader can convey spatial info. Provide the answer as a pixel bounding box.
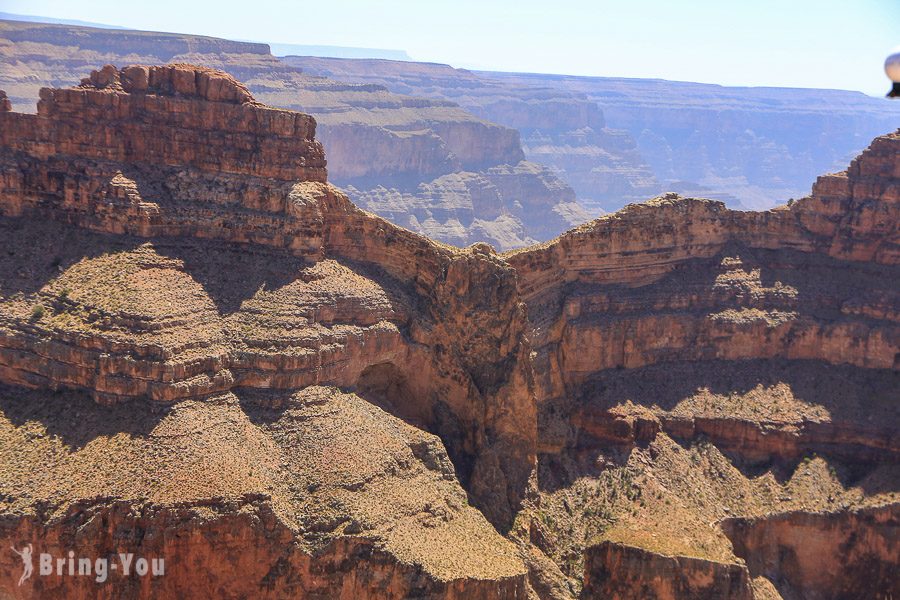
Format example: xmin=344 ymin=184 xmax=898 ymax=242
xmin=886 ymin=48 xmax=900 ymax=98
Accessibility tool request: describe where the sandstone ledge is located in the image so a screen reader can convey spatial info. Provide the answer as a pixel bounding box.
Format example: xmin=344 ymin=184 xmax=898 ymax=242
xmin=582 ymin=541 xmax=752 ymax=599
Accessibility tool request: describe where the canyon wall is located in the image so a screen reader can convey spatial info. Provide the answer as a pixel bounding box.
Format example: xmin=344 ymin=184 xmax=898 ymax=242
xmin=285 ymin=56 xmax=900 ymax=213
xmin=485 ymin=71 xmax=900 ymax=210
xmin=284 ymin=56 xmax=661 ymax=213
xmin=504 ymin=130 xmax=899 ymax=599
xmin=0 ymin=67 xmax=538 ymax=600
xmin=508 ymin=131 xmax=899 ymax=404
xmin=0 ymin=19 xmax=589 ymax=249
xmin=583 ymin=541 xmax=753 ymax=600
xmin=723 ymin=504 xmax=900 ymax=600
xmin=0 ymin=62 xmax=897 ymax=599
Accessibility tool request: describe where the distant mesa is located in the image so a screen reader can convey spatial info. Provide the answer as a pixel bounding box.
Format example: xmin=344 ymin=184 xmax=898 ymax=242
xmin=269 ymin=42 xmax=412 ymax=61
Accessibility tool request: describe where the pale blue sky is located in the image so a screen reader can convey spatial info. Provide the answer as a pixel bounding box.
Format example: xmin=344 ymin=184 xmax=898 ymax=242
xmin=2 ymin=0 xmax=898 ymax=95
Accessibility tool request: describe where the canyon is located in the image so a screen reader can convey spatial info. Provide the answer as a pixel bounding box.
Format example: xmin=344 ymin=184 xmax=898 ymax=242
xmin=0 ymin=62 xmax=897 ymax=599
xmin=0 ymin=19 xmax=588 ymax=250
xmin=285 ymin=56 xmax=900 ymax=212
xmin=6 ymin=19 xmax=900 ymax=246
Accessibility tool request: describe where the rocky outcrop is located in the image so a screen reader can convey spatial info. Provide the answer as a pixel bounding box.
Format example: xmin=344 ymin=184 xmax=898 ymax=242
xmin=508 ymin=132 xmax=900 ymax=407
xmin=0 ymin=66 xmax=536 ymax=543
xmin=1 ymin=20 xmax=588 ymax=249
xmin=723 ymin=503 xmax=900 ymax=600
xmin=564 ymin=359 xmax=899 ymax=467
xmin=1 ymin=64 xmax=324 ymax=182
xmin=582 ymin=541 xmax=753 ymax=599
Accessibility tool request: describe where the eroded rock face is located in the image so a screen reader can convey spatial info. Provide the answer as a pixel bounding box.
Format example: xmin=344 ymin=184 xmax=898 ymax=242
xmin=723 ymin=504 xmax=900 ymax=600
xmin=0 ymin=20 xmax=589 ymax=250
xmin=2 ymin=64 xmax=325 ymax=182
xmin=0 ymin=65 xmax=535 ymax=598
xmin=503 ymin=131 xmax=899 ymax=598
xmin=508 ymin=132 xmax=899 ymax=407
xmin=0 ymin=65 xmax=897 ymax=599
xmin=583 ymin=541 xmax=753 ymax=600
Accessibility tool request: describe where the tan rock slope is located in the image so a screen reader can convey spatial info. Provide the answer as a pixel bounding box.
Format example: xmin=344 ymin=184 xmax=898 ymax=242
xmin=0 ymin=65 xmax=897 ymax=599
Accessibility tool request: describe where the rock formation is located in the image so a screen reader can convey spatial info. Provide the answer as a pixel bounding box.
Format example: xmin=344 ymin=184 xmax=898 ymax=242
xmin=503 ymin=129 xmax=899 ymax=598
xmin=284 ymin=56 xmax=900 ymax=213
xmin=583 ymin=541 xmax=753 ymax=599
xmin=284 ymin=56 xmax=661 ymax=213
xmin=0 ymin=19 xmax=590 ymax=249
xmin=723 ymin=504 xmax=899 ymax=599
xmin=485 ymin=71 xmax=900 ymax=210
xmin=0 ymin=65 xmax=539 ymax=597
xmin=0 ymin=64 xmax=897 ymax=599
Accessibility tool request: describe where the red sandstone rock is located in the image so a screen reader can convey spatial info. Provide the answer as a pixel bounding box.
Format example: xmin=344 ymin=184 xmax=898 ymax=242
xmin=722 ymin=504 xmax=900 ymax=599
xmin=583 ymin=541 xmax=753 ymax=599
xmin=0 ymin=65 xmax=898 ymax=599
xmin=1 ymin=64 xmax=325 ymax=182
xmin=0 ymin=66 xmax=535 ymax=535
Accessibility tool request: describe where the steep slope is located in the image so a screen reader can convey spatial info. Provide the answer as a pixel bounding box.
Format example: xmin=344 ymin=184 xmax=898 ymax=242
xmin=0 ymin=19 xmax=589 ymax=249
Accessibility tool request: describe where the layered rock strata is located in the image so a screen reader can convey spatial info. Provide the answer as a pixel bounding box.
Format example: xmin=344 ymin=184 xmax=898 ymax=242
xmin=0 ymin=66 xmax=536 ymax=592
xmin=504 ymin=130 xmax=899 ymax=598
xmin=0 ymin=64 xmax=897 ymax=599
xmin=285 ymin=55 xmax=662 ymax=213
xmin=583 ymin=541 xmax=753 ymax=600
xmin=484 ymin=71 xmax=900 ymax=210
xmin=508 ymin=132 xmax=900 ymax=407
xmin=723 ymin=504 xmax=900 ymax=599
xmin=0 ymin=20 xmax=590 ymax=249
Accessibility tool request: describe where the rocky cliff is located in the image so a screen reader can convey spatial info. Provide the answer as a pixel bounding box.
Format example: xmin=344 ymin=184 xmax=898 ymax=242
xmin=0 ymin=20 xmax=590 ymax=249
xmin=0 ymin=64 xmax=897 ymax=599
xmin=723 ymin=504 xmax=899 ymax=599
xmin=504 ymin=129 xmax=899 ymax=598
xmin=0 ymin=65 xmax=538 ymax=597
xmin=283 ymin=56 xmax=900 ymax=213
xmin=284 ymin=56 xmax=661 ymax=213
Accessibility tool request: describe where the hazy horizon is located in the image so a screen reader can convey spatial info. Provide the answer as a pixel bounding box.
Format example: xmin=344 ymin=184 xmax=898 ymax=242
xmin=0 ymin=0 xmax=898 ymax=97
